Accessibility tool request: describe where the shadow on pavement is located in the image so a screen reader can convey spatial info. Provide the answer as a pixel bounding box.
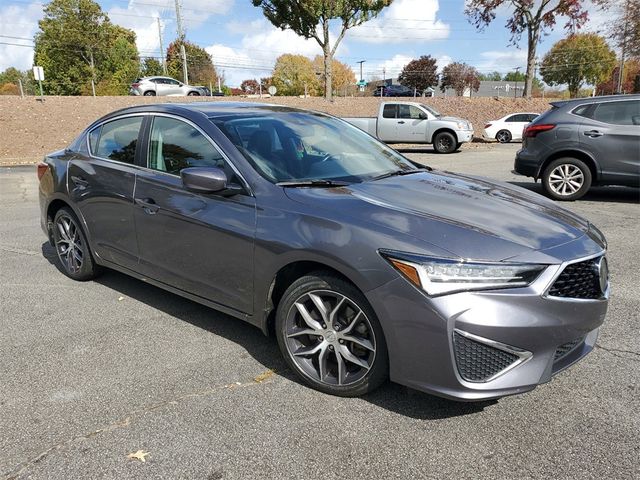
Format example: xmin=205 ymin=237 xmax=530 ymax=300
xmin=42 ymin=242 xmax=494 ymax=420
xmin=508 ymin=181 xmax=640 ymax=204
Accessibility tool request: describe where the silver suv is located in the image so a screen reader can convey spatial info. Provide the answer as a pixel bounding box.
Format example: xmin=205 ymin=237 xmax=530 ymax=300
xmin=129 ymin=76 xmax=206 ymax=97
xmin=514 ymin=94 xmax=640 ymax=200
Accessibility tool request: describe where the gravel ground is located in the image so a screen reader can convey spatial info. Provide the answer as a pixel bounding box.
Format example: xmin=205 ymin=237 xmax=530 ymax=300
xmin=1 ymin=144 xmax=639 ymax=479
xmin=0 ymin=95 xmax=555 ymax=164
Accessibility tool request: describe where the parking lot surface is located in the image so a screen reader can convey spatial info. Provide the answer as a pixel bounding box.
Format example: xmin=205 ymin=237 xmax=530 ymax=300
xmin=1 ymin=144 xmax=639 ymax=479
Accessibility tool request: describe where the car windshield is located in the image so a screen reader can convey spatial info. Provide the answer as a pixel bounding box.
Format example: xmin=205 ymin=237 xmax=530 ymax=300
xmin=210 ymin=111 xmax=416 ymax=184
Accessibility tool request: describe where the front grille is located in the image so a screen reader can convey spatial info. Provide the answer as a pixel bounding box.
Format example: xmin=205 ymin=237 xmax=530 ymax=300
xmin=554 ymin=337 xmax=585 ymax=362
xmin=453 ymin=331 xmax=520 ymax=382
xmin=548 ymin=258 xmax=602 ymax=299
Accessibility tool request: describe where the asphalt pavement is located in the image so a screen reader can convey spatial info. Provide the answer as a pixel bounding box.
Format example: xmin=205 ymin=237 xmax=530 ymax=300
xmin=1 ymin=144 xmax=639 ymax=479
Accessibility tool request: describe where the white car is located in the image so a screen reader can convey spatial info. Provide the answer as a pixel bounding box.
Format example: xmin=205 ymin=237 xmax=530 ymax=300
xmin=483 ymin=112 xmax=539 ymax=143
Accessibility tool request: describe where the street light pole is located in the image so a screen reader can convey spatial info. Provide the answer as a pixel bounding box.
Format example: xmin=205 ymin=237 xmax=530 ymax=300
xmin=357 ymin=60 xmax=365 ymax=82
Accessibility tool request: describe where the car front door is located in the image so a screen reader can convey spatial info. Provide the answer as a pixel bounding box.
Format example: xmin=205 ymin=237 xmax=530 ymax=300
xmin=67 ymin=115 xmax=144 ymax=269
xmin=396 ymin=104 xmax=428 ymax=142
xmin=579 ymin=99 xmax=640 ymax=186
xmin=134 ymin=115 xmax=256 ymax=314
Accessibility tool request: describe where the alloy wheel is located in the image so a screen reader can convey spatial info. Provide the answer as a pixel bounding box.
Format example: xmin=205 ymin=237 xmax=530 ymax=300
xmin=283 ymin=290 xmax=376 ymax=386
xmin=437 ymin=136 xmax=453 ymax=152
xmin=548 ymin=164 xmax=585 ymax=196
xmin=55 ymin=214 xmax=84 ymax=274
xmin=496 ymin=130 xmax=511 ymax=143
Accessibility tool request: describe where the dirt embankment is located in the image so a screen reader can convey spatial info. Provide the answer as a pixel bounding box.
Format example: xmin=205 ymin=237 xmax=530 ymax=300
xmin=0 ymin=95 xmax=555 ymax=164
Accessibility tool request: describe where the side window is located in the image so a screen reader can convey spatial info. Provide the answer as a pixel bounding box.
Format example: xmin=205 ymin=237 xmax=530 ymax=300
xmin=88 ymin=126 xmax=100 ymax=154
xmin=148 ymin=116 xmax=225 ymax=175
xmin=527 ymin=114 xmax=538 ymax=122
xmin=95 ymin=117 xmax=142 ymax=164
xmin=382 ymin=104 xmax=396 ymax=119
xmin=167 ymin=79 xmax=181 ymax=86
xmin=592 ymin=100 xmax=640 ymax=126
xmin=505 ymin=115 xmax=520 ymax=122
xmin=398 ymin=105 xmax=424 ymax=119
xmin=572 ymin=104 xmax=595 ymax=118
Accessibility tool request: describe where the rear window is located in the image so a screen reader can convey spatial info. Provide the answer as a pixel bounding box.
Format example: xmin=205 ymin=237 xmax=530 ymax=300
xmin=94 ymin=116 xmax=143 ymax=164
xmin=382 ymin=104 xmax=396 ymax=118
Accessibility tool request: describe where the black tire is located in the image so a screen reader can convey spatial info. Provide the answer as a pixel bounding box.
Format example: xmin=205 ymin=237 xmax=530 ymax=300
xmin=496 ymin=130 xmax=512 ymax=143
xmin=433 ymin=131 xmax=457 ymax=154
xmin=456 ymin=142 xmax=462 ymax=151
xmin=143 ymin=91 xmax=156 ymax=96
xmin=542 ymin=157 xmax=592 ymax=201
xmin=275 ymin=271 xmax=388 ymax=397
xmin=187 ymin=91 xmax=200 ymax=96
xmin=51 ymin=207 xmax=101 ymax=281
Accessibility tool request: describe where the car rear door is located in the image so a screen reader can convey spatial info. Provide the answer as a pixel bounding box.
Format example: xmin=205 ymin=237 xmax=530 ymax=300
xmin=377 ymin=104 xmax=401 ymax=142
xmin=579 ymin=99 xmax=640 ymax=186
xmin=67 ymin=115 xmax=144 ymax=270
xmin=133 ymin=114 xmax=256 ymax=314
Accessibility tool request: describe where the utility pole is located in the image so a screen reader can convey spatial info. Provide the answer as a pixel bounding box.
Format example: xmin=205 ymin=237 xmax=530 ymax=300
xmin=357 ymin=60 xmax=365 ymax=82
xmin=157 ymin=17 xmax=167 ymax=75
xmin=617 ymin=0 xmax=630 ymax=94
xmin=174 ymin=0 xmax=188 ymax=84
xmin=514 ymin=66 xmax=521 ymax=99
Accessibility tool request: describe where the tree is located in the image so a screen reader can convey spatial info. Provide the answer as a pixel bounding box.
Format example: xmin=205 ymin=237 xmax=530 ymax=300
xmin=595 ymin=58 xmax=640 ymax=95
xmin=141 ymin=57 xmax=164 ymax=77
xmin=595 ymin=0 xmax=639 ymax=58
xmin=465 ymin=0 xmax=588 ymax=99
xmin=252 ymin=0 xmax=392 ymax=101
xmin=540 ymin=33 xmax=616 ymax=98
xmin=312 ymin=55 xmax=356 ymax=96
xmin=397 ymin=55 xmax=438 ymax=93
xmin=34 ymin=0 xmax=139 ymax=95
xmin=440 ymin=62 xmax=480 ymax=96
xmin=0 ymin=68 xmax=36 ymax=95
xmin=272 ymin=54 xmax=320 ymax=96
xmin=240 ymin=79 xmax=260 ymax=94
xmin=167 ymin=39 xmax=218 ymax=87
xmin=479 ymin=71 xmax=502 ymax=81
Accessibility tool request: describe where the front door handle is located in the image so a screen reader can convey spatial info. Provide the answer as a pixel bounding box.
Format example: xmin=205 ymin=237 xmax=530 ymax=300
xmin=135 ymin=198 xmax=160 ymax=215
xmin=398 ymin=121 xmax=405 ymax=124
xmin=584 ymin=130 xmax=604 ymax=138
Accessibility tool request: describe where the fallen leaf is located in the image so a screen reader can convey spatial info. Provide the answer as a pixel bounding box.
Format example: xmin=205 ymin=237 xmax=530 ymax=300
xmin=254 ymin=369 xmax=275 ymax=383
xmin=127 ymin=450 xmax=150 ymax=462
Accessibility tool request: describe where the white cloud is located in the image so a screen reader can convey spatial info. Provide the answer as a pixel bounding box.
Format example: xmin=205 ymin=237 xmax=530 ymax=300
xmin=436 ymin=55 xmax=452 ymax=72
xmin=364 ymin=54 xmax=414 ymax=80
xmin=476 ymin=50 xmax=528 ymax=74
xmin=0 ymin=2 xmax=42 ymax=72
xmin=349 ymin=0 xmax=450 ymax=44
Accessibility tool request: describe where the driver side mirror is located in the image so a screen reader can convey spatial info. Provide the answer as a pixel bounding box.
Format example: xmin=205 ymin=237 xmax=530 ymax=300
xmin=181 ymin=167 xmax=228 ymax=194
xmin=418 ymin=112 xmax=428 ymax=120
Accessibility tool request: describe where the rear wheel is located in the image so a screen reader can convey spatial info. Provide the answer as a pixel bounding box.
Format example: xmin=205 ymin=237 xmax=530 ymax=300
xmin=275 ymin=272 xmax=388 ymax=397
xmin=52 ymin=207 xmax=101 ymax=281
xmin=496 ymin=130 xmax=512 ymax=143
xmin=143 ymin=91 xmax=156 ymax=96
xmin=542 ymin=158 xmax=592 ymax=201
xmin=433 ymin=131 xmax=457 ymax=154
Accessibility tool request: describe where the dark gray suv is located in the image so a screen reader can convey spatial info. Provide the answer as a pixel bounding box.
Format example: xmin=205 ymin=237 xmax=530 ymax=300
xmin=515 ymin=94 xmax=639 ymax=200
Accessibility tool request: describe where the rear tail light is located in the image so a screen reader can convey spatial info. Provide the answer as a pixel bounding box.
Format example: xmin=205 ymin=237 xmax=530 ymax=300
xmin=484 ymin=123 xmax=492 ymax=129
xmin=37 ymin=161 xmax=49 ymax=181
xmin=131 ymin=83 xmax=140 ymax=88
xmin=523 ymin=124 xmax=555 ymax=138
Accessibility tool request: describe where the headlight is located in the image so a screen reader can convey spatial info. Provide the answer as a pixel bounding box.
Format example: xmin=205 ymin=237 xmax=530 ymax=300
xmin=380 ymin=250 xmax=547 ymax=296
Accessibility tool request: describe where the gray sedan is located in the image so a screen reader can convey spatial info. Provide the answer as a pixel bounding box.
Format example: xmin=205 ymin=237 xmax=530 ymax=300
xmin=38 ymin=103 xmax=609 ymax=400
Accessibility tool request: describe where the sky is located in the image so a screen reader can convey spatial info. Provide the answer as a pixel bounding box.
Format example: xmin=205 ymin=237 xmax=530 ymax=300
xmin=0 ymin=0 xmax=611 ymax=86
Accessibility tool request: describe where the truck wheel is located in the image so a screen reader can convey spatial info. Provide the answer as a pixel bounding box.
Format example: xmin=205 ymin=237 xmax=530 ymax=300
xmin=433 ymin=132 xmax=457 ymax=154
xmin=542 ymin=158 xmax=592 ymax=201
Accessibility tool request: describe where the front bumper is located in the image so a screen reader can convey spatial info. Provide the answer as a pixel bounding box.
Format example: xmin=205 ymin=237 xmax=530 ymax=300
xmin=365 ymin=254 xmax=608 ymax=401
xmin=456 ymin=129 xmax=474 ymax=144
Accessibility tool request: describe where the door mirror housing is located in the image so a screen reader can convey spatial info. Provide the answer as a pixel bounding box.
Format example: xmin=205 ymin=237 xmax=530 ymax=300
xmin=181 ymin=167 xmax=228 ymax=194
xmin=418 ymin=112 xmax=428 ymax=120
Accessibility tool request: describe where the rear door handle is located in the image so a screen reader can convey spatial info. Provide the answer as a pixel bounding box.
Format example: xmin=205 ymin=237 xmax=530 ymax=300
xmin=70 ymin=175 xmax=88 ymax=188
xmin=135 ymin=198 xmax=160 ymax=215
xmin=584 ymin=130 xmax=604 ymax=137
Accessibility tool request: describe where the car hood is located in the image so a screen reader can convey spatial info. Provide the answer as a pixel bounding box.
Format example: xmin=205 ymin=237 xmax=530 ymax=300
xmin=438 ymin=116 xmax=468 ymax=124
xmin=284 ymin=171 xmax=591 ymax=262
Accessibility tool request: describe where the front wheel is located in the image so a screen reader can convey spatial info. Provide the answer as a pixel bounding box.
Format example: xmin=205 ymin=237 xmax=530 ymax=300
xmin=542 ymin=158 xmax=592 ymax=201
xmin=275 ymin=272 xmax=388 ymax=397
xmin=433 ymin=131 xmax=457 ymax=154
xmin=187 ymin=91 xmax=200 ymax=96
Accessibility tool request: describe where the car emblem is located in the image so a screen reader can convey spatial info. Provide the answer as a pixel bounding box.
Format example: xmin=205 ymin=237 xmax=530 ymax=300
xmin=325 ymin=331 xmax=337 ymax=343
xmin=596 ymin=256 xmax=609 ymax=294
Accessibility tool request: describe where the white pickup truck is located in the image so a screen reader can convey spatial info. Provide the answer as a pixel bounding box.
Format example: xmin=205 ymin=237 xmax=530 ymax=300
xmin=344 ymin=101 xmax=474 ymax=153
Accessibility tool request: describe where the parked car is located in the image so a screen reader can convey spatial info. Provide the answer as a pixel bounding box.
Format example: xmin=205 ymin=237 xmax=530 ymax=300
xmin=345 ymin=101 xmax=473 ymax=153
xmin=129 ymin=76 xmax=207 ymax=96
xmin=483 ymin=112 xmax=539 ymax=143
xmin=38 ymin=103 xmax=609 ymax=400
xmin=373 ymin=84 xmax=414 ymax=97
xmin=514 ymin=94 xmax=640 ymax=200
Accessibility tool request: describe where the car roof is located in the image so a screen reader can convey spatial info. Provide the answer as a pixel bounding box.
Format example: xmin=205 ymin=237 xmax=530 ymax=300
xmin=550 ymin=93 xmax=640 ymax=108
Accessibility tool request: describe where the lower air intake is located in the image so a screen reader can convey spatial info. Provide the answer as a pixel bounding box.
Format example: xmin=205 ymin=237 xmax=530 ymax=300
xmin=554 ymin=337 xmax=585 ymax=362
xmin=453 ymin=331 xmax=520 ymax=383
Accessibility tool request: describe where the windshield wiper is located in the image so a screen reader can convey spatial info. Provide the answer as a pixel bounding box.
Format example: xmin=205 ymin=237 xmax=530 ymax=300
xmin=276 ymin=179 xmax=351 ymax=188
xmin=371 ymin=167 xmax=431 ymax=181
